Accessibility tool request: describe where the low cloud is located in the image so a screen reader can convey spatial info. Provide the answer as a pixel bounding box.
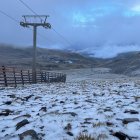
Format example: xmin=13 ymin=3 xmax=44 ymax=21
xmin=92 ymin=44 xmax=140 ymax=58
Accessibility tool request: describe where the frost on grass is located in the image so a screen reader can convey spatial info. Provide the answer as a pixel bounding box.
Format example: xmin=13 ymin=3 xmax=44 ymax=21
xmin=0 ymin=78 xmax=140 ymax=140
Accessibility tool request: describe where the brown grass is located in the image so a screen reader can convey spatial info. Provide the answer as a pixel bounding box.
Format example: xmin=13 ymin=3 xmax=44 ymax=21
xmin=75 ymin=133 xmax=95 ymax=140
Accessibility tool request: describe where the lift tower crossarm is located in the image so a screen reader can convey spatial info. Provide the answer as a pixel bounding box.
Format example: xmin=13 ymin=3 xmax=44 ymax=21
xmin=20 ymin=22 xmax=51 ymax=28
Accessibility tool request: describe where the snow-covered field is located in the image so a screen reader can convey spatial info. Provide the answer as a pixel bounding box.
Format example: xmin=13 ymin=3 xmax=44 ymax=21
xmin=0 ymin=68 xmax=140 ymax=140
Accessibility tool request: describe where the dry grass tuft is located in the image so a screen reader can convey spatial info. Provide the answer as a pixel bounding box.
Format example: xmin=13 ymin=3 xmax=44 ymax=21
xmin=97 ymin=133 xmax=108 ymax=140
xmin=93 ymin=122 xmax=106 ymax=128
xmin=75 ymin=133 xmax=95 ymax=140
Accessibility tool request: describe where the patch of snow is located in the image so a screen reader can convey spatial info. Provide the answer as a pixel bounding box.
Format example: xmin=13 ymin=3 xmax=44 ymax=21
xmin=0 ymin=70 xmax=140 ymax=139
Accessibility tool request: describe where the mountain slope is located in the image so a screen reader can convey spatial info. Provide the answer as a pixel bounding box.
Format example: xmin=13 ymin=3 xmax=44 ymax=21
xmin=103 ymin=51 xmax=140 ymax=76
xmin=0 ymin=45 xmax=102 ymax=70
xmin=1 ymin=45 xmax=140 ymax=76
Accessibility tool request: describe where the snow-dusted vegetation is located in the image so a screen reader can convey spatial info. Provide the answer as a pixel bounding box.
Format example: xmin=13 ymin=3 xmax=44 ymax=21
xmin=0 ymin=69 xmax=140 ymax=140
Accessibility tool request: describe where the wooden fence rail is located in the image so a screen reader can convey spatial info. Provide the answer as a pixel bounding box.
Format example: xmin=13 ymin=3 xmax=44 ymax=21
xmin=0 ymin=66 xmax=66 ymax=87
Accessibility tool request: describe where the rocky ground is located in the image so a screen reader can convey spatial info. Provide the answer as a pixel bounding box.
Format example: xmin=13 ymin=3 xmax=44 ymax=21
xmin=0 ymin=68 xmax=140 ymax=140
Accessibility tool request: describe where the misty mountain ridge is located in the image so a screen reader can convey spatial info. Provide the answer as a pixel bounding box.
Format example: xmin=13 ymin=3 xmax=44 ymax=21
xmin=74 ymin=43 xmax=140 ymax=58
xmin=1 ymin=44 xmax=140 ymax=76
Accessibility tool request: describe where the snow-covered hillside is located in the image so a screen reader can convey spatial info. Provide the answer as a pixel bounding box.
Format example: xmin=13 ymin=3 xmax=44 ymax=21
xmin=0 ymin=69 xmax=140 ymax=140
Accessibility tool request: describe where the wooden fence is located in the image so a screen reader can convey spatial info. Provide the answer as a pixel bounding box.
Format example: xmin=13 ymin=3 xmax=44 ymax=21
xmin=0 ymin=66 xmax=66 ymax=87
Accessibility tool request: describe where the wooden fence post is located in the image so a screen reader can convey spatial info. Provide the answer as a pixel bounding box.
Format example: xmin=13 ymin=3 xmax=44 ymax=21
xmin=41 ymin=71 xmax=43 ymax=83
xmin=13 ymin=68 xmax=17 ymax=87
xmin=42 ymin=72 xmax=45 ymax=82
xmin=45 ymin=72 xmax=47 ymax=82
xmin=48 ymin=72 xmax=50 ymax=83
xmin=21 ymin=70 xmax=24 ymax=85
xmin=28 ymin=70 xmax=31 ymax=84
xmin=2 ymin=66 xmax=7 ymax=87
xmin=64 ymin=74 xmax=66 ymax=82
xmin=59 ymin=73 xmax=61 ymax=82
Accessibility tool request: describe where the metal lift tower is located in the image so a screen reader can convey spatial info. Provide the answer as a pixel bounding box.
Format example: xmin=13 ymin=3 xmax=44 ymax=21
xmin=20 ymin=15 xmax=51 ymax=83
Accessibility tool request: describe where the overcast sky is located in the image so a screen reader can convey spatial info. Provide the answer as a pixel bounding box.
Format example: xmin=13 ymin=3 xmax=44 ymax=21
xmin=1 ymin=0 xmax=140 ymax=58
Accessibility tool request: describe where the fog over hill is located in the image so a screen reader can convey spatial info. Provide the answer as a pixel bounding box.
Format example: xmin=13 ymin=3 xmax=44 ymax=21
xmin=74 ymin=44 xmax=140 ymax=58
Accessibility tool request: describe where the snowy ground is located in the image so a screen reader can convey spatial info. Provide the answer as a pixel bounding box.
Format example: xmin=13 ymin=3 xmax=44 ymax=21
xmin=0 ymin=68 xmax=140 ymax=140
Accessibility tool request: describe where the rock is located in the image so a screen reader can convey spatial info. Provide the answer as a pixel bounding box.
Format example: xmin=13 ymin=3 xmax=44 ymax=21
xmin=4 ymin=101 xmax=12 ymax=105
xmin=74 ymin=106 xmax=81 ymax=109
xmin=106 ymin=122 xmax=114 ymax=126
xmin=19 ymin=130 xmax=39 ymax=140
xmin=24 ymin=95 xmax=34 ymax=101
xmin=81 ymin=125 xmax=87 ymax=128
xmin=124 ymin=110 xmax=139 ymax=114
xmin=7 ymin=94 xmax=16 ymax=98
xmin=74 ymin=101 xmax=78 ymax=105
xmin=23 ymin=114 xmax=31 ymax=118
xmin=104 ymin=107 xmax=112 ymax=112
xmin=39 ymin=126 xmax=44 ymax=130
xmin=1 ymin=130 xmax=5 ymax=132
xmin=0 ymin=109 xmax=13 ymax=116
xmin=66 ymin=132 xmax=74 ymax=136
xmin=63 ymin=112 xmax=78 ymax=117
xmin=39 ymin=107 xmax=47 ymax=112
xmin=64 ymin=123 xmax=72 ymax=131
xmin=122 ymin=118 xmax=139 ymax=124
xmin=37 ymin=113 xmax=40 ymax=116
xmin=82 ymin=129 xmax=88 ymax=132
xmin=116 ymin=100 xmax=122 ymax=103
xmin=113 ymin=132 xmax=132 ymax=140
xmin=52 ymin=104 xmax=57 ymax=107
xmin=16 ymin=119 xmax=29 ymax=130
xmin=73 ymin=92 xmax=78 ymax=94
xmin=13 ymin=114 xmax=31 ymax=120
xmin=35 ymin=96 xmax=41 ymax=100
xmin=84 ymin=118 xmax=93 ymax=121
xmin=85 ymin=100 xmax=94 ymax=103
xmin=83 ymin=121 xmax=91 ymax=124
xmin=70 ymin=112 xmax=77 ymax=117
xmin=16 ymin=97 xmax=25 ymax=101
xmin=60 ymin=101 xmax=65 ymax=104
